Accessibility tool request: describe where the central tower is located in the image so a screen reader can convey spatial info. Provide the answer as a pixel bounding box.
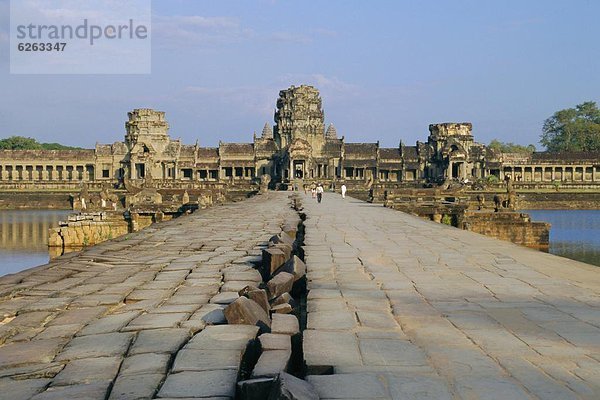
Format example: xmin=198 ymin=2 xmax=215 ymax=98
xmin=274 ymin=85 xmax=325 ymax=149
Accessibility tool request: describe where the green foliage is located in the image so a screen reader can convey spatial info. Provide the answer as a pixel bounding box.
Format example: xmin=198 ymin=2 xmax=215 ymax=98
xmin=441 ymin=214 xmax=453 ymax=226
xmin=486 ymin=175 xmax=500 ymax=184
xmin=0 ymin=136 xmax=81 ymax=150
xmin=541 ymin=101 xmax=600 ymax=152
xmin=488 ymin=139 xmax=536 ymax=154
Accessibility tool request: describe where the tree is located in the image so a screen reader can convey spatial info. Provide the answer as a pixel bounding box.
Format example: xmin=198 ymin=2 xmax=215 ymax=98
xmin=488 ymin=139 xmax=536 ymax=154
xmin=0 ymin=136 xmax=81 ymax=150
xmin=0 ymin=136 xmax=42 ymax=150
xmin=541 ymin=101 xmax=600 ymax=152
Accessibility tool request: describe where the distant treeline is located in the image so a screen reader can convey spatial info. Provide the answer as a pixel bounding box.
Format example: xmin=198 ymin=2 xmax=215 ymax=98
xmin=0 ymin=136 xmax=82 ymax=150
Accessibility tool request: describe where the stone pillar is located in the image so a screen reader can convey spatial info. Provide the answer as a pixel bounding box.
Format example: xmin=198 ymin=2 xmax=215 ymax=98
xmin=42 ymin=166 xmax=49 ymax=181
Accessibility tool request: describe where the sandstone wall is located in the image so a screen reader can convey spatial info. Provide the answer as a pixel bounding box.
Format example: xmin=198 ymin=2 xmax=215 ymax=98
xmin=464 ymin=211 xmax=550 ymax=250
xmin=48 ymin=213 xmax=129 ymax=248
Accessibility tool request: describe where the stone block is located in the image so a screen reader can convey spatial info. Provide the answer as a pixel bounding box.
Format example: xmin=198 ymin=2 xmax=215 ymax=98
xmin=271 ymin=314 xmax=299 ymax=336
xmin=77 ymin=311 xmax=141 ymax=336
xmin=186 ymin=325 xmax=259 ymax=350
xmin=237 ymin=377 xmax=275 ymax=400
xmin=271 ymin=304 xmax=293 ymax=314
xmin=52 ymin=356 xmax=121 ymax=386
xmin=282 ymin=223 xmax=298 ymax=239
xmin=307 ymin=373 xmax=388 ymax=399
xmin=262 ymin=248 xmax=287 ymax=279
xmin=129 ymin=328 xmax=190 ymax=355
xmin=55 ymin=332 xmax=133 ymax=361
xmin=272 ymin=243 xmax=293 ymax=261
xmin=108 ymin=373 xmax=165 ymax=400
xmin=246 ymin=289 xmax=270 ymax=314
xmin=274 ymin=256 xmax=307 ymax=282
xmin=267 ymin=272 xmax=294 ymax=300
xmin=157 ymin=370 xmax=238 ymax=398
xmin=0 ymin=339 xmax=67 ymax=368
xmin=251 ymin=349 xmax=291 ymax=378
xmin=190 ymin=304 xmax=226 ymax=325
xmin=272 ymin=292 xmax=296 ymax=308
xmin=172 ymin=348 xmax=244 ymax=372
xmin=210 ymin=292 xmax=240 ymax=305
xmin=123 ymin=312 xmax=190 ymax=331
xmin=224 ymin=297 xmax=271 ymax=330
xmin=120 ymin=353 xmax=170 ymax=375
xmin=0 ymin=377 xmax=51 ymax=400
xmin=303 ymin=330 xmax=361 ymax=373
xmin=259 ymin=333 xmax=292 ymax=351
xmin=269 ymin=372 xmax=319 ymax=400
xmin=30 ymin=382 xmax=110 ymax=400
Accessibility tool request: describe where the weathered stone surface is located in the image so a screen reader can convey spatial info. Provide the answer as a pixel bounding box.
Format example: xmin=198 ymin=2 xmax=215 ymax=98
xmin=307 ymin=373 xmax=388 ymax=399
xmin=52 ymin=356 xmax=121 ymax=385
xmin=129 ymin=328 xmax=189 ymax=355
xmin=210 ymin=292 xmax=240 ymax=305
xmin=108 ymin=373 xmax=164 ymax=400
xmin=267 ymin=272 xmax=294 ymax=300
xmin=123 ymin=312 xmax=189 ymax=331
xmin=190 ymin=304 xmax=226 ymax=325
xmin=120 ymin=353 xmax=170 ymax=375
xmin=269 ymin=372 xmax=319 ymax=400
xmin=262 ymin=248 xmax=287 ymax=278
xmin=272 ymin=243 xmax=292 ymax=260
xmin=252 ymin=349 xmax=291 ymax=378
xmin=275 ymin=256 xmax=307 ymax=283
xmin=271 ymin=303 xmax=293 ymax=314
xmin=30 ymin=381 xmax=110 ymax=400
xmin=259 ymin=333 xmax=292 ymax=351
xmin=304 ymin=330 xmax=361 ymax=372
xmin=55 ymin=332 xmax=133 ymax=360
xmin=77 ymin=311 xmax=141 ymax=336
xmin=271 ymin=314 xmax=299 ymax=336
xmin=247 ymin=289 xmax=270 ymax=314
xmin=0 ymin=377 xmax=51 ymax=400
xmin=186 ymin=325 xmax=259 ymax=350
xmin=0 ymin=339 xmax=66 ymax=368
xmin=157 ymin=370 xmax=238 ymax=398
xmin=172 ymin=348 xmax=244 ymax=372
xmin=224 ymin=296 xmax=271 ymax=329
xmin=237 ymin=377 xmax=275 ymax=400
xmin=272 ymin=292 xmax=296 ymax=308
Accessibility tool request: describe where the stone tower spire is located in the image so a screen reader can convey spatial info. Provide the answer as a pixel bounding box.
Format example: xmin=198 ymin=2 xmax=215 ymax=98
xmin=273 ymin=85 xmax=325 ymax=148
xmin=325 ymin=123 xmax=337 ymax=139
xmin=261 ymin=122 xmax=273 ymax=139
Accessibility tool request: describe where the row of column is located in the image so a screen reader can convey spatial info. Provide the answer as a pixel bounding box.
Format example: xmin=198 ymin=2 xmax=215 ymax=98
xmin=502 ymin=165 xmax=599 ymax=182
xmin=0 ymin=164 xmax=94 ymax=181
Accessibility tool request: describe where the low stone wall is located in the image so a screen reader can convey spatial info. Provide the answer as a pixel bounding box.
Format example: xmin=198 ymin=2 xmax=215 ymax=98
xmin=0 ymin=191 xmax=73 ymax=209
xmin=48 ymin=212 xmax=129 ymax=248
xmin=463 ymin=210 xmax=550 ymax=250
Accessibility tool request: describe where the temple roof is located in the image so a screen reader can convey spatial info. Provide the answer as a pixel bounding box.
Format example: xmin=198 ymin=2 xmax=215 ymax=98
xmin=344 ymin=143 xmax=378 ymax=156
xmin=532 ymin=151 xmax=600 ymax=162
xmin=401 ymin=146 xmax=419 ymax=160
xmin=325 ymin=123 xmax=337 ymax=139
xmin=197 ymin=147 xmax=219 ymax=158
xmin=219 ymin=143 xmax=254 ymax=155
xmin=379 ymin=148 xmax=401 ymax=160
xmin=0 ymin=149 xmax=95 ymax=161
xmin=261 ymin=123 xmax=273 ymax=139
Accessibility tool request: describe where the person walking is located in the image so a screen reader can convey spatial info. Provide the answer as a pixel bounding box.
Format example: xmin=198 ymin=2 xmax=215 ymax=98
xmin=316 ymin=183 xmax=324 ymax=203
xmin=341 ymin=183 xmax=347 ymax=199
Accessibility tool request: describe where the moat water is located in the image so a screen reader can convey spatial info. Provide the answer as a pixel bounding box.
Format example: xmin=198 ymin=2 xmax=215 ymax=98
xmin=524 ymin=209 xmax=600 ymax=267
xmin=0 ymin=209 xmax=599 ymax=276
xmin=0 ymin=209 xmax=71 ymax=276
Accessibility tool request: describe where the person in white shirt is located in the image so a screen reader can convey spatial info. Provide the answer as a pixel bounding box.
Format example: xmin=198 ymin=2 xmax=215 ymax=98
xmin=316 ymin=183 xmax=324 ymax=203
xmin=341 ymin=184 xmax=347 ymax=199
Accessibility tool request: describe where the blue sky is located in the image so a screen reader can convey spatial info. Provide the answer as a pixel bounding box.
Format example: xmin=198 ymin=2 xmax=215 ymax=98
xmin=0 ymin=0 xmax=599 ymax=148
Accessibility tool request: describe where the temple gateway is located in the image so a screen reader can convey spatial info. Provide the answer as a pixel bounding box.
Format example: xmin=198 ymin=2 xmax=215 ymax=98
xmin=1 ymin=85 xmax=599 ymax=189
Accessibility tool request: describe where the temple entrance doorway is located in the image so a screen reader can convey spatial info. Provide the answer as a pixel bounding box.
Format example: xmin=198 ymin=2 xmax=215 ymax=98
xmin=294 ymin=160 xmax=305 ymax=179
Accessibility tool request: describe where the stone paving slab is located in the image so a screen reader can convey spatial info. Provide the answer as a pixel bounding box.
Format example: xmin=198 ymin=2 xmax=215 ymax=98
xmin=0 ymin=193 xmax=298 ymax=400
xmin=301 ymin=192 xmax=600 ymax=400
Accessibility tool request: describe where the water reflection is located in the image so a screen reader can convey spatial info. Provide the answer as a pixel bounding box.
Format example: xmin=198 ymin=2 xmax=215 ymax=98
xmin=0 ymin=210 xmax=71 ymax=276
xmin=524 ymin=210 xmax=600 ymax=267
